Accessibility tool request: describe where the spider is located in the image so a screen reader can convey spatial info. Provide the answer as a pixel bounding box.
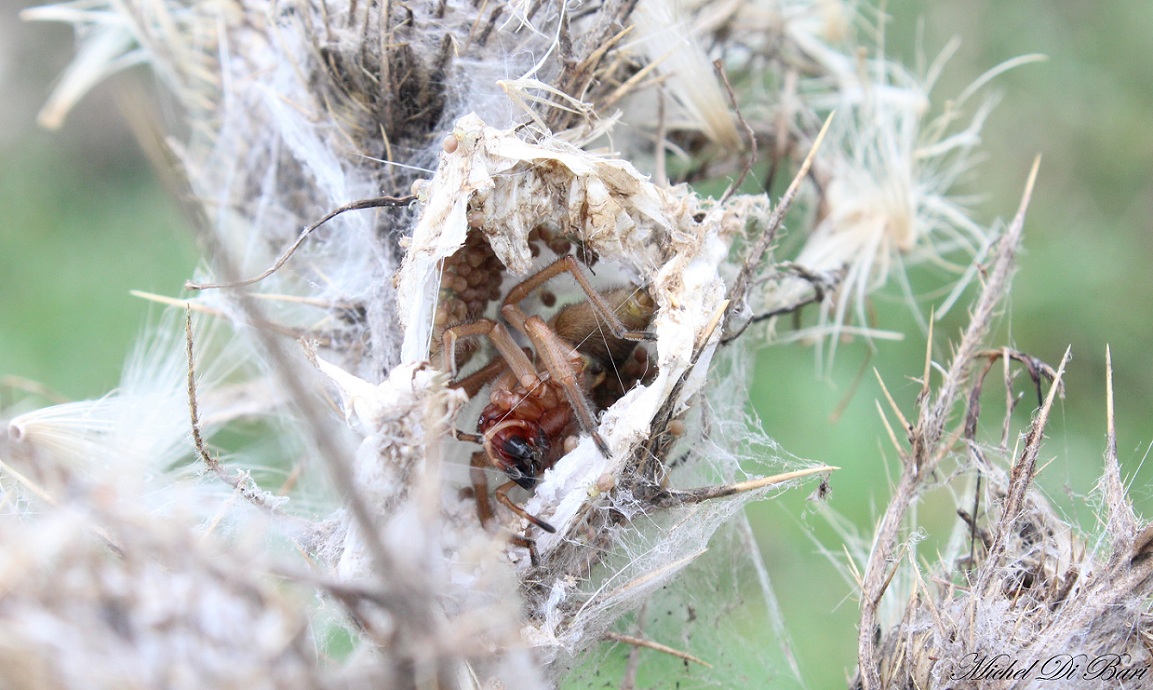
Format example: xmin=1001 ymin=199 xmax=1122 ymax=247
xmin=440 ymin=251 xmax=656 ymax=545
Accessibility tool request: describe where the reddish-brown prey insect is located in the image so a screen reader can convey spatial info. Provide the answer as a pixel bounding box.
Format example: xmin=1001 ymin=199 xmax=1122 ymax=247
xmin=442 ymin=252 xmax=656 ymax=542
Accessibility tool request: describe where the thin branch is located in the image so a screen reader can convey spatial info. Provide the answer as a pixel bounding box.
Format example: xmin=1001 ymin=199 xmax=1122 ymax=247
xmin=651 ymin=465 xmax=838 ymax=506
xmin=716 ymin=59 xmax=757 ymax=205
xmin=721 ymin=263 xmax=834 ymax=345
xmin=186 ymin=195 xmax=415 ymax=290
xmin=604 ymin=631 xmax=713 ymax=669
xmin=963 ymin=347 xmax=1061 ymax=444
xmin=723 ymin=112 xmax=834 ymax=335
xmin=977 ymin=346 xmax=1071 ymax=591
xmin=186 ymin=305 xmax=222 ymax=476
xmin=184 ymin=305 xmax=304 ymax=523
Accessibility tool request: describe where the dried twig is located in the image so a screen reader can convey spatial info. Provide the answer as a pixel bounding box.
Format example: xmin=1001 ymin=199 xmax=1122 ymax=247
xmin=723 ymin=112 xmax=835 ymax=335
xmin=716 ymin=59 xmax=757 ymax=205
xmin=185 ymin=195 xmax=414 ymax=291
xmin=183 ymin=306 xmax=298 ymax=520
xmin=652 ymin=465 xmax=838 ymax=507
xmin=604 ymin=630 xmax=713 ymax=669
xmin=976 ymin=347 xmax=1070 ymax=590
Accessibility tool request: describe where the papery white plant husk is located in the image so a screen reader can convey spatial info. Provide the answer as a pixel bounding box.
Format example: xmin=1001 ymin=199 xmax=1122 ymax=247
xmin=322 ymin=111 xmax=814 ymax=679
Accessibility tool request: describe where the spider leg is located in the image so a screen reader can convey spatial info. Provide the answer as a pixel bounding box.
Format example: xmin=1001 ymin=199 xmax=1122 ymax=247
xmin=495 ymin=479 xmax=557 ymax=534
xmin=503 ymin=256 xmax=656 ymax=342
xmin=450 ymin=355 xmax=508 ymax=398
xmin=470 ymin=450 xmax=495 ymax=527
xmin=502 ymin=303 xmax=612 ymax=457
xmin=442 ymin=318 xmax=536 ymax=384
xmin=510 ymin=535 xmax=541 ymax=567
xmin=473 ymin=454 xmax=542 ymax=565
xmin=455 ymin=429 xmax=483 ymax=444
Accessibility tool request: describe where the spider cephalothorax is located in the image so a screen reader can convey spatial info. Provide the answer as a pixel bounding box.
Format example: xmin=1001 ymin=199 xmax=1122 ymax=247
xmin=478 ymin=374 xmax=574 ymax=490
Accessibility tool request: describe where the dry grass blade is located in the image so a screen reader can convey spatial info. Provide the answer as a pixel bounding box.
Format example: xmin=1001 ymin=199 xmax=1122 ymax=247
xmin=653 ymin=465 xmax=839 ymax=506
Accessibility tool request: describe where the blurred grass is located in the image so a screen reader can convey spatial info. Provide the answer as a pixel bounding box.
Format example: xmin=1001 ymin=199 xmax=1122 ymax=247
xmin=3 ymin=1 xmax=1152 ymax=688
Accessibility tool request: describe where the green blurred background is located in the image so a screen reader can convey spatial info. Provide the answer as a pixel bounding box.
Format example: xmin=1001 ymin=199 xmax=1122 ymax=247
xmin=753 ymin=2 xmax=1153 ymax=686
xmin=2 ymin=1 xmax=1151 ymax=687
xmin=1 ymin=1 xmax=199 ymax=402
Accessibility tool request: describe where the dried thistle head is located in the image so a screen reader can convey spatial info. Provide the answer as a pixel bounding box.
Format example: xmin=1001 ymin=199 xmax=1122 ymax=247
xmin=785 ymin=56 xmax=1012 ymax=366
xmin=11 ymin=0 xmax=1038 ymax=687
xmin=861 ymin=352 xmax=1153 ymax=689
xmin=844 ymin=163 xmax=1153 ymax=688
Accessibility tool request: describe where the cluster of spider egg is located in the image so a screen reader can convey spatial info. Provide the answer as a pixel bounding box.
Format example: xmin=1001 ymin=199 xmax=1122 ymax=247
xmin=435 ymin=230 xmax=504 ymax=334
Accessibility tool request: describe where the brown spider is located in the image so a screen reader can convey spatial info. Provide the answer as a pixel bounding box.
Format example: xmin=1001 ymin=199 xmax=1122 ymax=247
xmin=441 ymin=253 xmax=656 ymax=542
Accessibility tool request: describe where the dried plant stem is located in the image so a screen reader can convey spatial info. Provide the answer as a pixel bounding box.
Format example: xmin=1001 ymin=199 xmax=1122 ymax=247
xmin=184 ymin=195 xmax=415 ymax=291
xmin=856 ymin=157 xmax=1041 ymax=690
xmin=920 ymin=157 xmax=1040 ymax=458
xmin=723 ymin=111 xmax=835 ymax=338
xmin=721 ymin=263 xmax=832 ymax=345
xmin=185 ymin=306 xmax=217 ymax=474
xmin=1102 ymin=346 xmax=1139 ymax=544
xmin=964 ymin=347 xmax=1061 ymax=450
xmin=183 ymin=306 xmax=304 ymax=523
xmin=604 ymin=631 xmax=713 ymax=668
xmin=715 ymin=59 xmax=757 ymax=204
xmin=973 ymin=347 xmax=1070 ymax=596
xmin=653 ymin=465 xmax=838 ymax=506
